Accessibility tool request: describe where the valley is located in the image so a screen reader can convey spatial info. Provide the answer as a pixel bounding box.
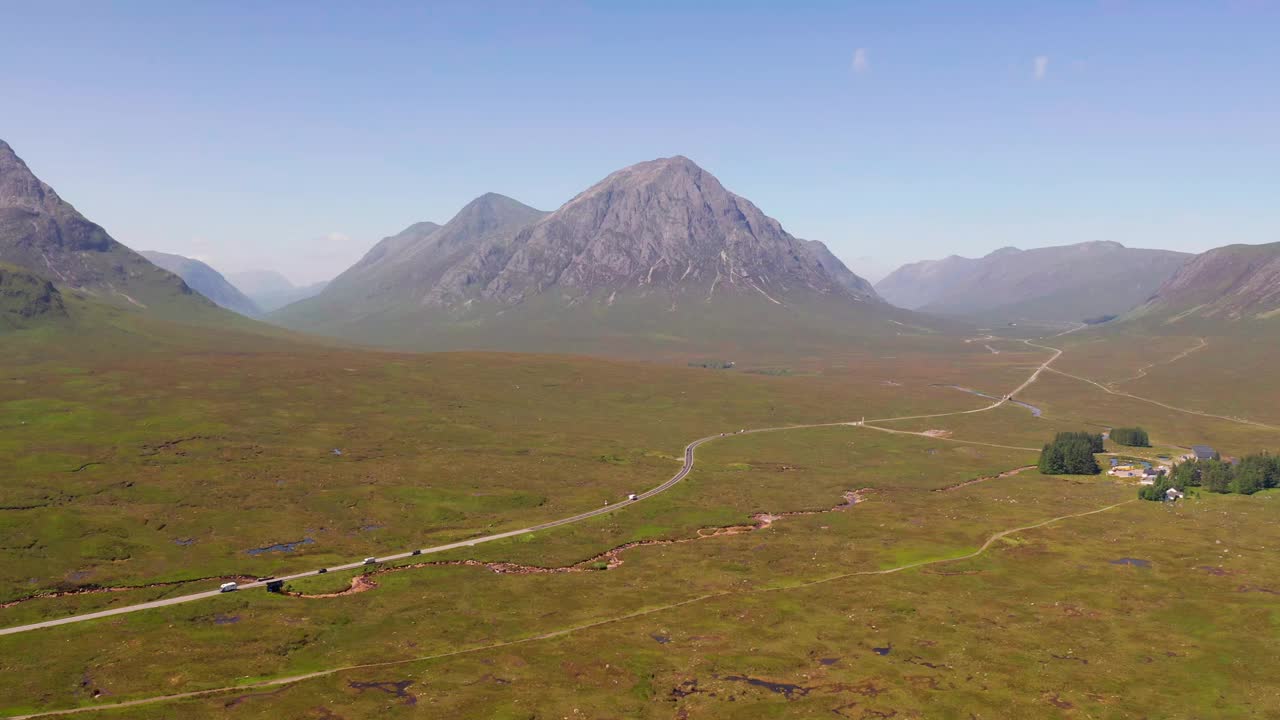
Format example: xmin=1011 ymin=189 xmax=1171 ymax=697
xmin=3 ymin=302 xmax=1279 ymax=718
xmin=3 ymin=12 xmax=1279 ymax=714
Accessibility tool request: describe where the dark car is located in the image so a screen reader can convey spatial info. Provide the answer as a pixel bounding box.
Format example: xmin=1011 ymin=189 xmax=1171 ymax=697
xmin=411 ymin=549 xmax=422 ymax=556
xmin=317 ymin=568 xmax=328 ymax=574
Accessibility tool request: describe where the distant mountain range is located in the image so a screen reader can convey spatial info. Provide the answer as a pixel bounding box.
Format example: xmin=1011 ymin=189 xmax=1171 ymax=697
xmin=226 ymin=270 xmax=328 ymax=313
xmin=1126 ymin=241 xmax=1280 ymax=326
xmin=0 ymin=139 xmax=222 ymax=323
xmin=14 ymin=134 xmax=1269 ymax=349
xmin=140 ymin=251 xmax=260 ymax=317
xmin=274 ymin=156 xmax=912 ymax=352
xmin=876 ymin=242 xmax=1192 ymax=324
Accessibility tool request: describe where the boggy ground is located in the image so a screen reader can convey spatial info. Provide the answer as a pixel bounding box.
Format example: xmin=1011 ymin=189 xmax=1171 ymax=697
xmin=0 ymin=425 xmax=1081 ymax=714
xmin=0 ymin=329 xmax=1036 ymax=613
xmin=4 ymin=324 xmax=1279 ymax=718
xmin=7 ymin=430 xmax=1279 ymax=718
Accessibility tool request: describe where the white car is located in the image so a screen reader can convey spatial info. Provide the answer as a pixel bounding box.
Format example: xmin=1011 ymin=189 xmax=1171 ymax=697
xmin=219 ymin=582 xmax=238 ymax=593
xmin=363 ymin=557 xmax=377 ymax=565
xmin=627 ymin=493 xmax=638 ymax=501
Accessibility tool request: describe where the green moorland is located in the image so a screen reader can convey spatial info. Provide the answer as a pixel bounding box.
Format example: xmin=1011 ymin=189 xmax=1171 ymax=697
xmin=0 ymin=304 xmax=1026 ymax=614
xmin=1052 ymin=330 xmax=1280 ymax=427
xmin=3 ymin=310 xmax=1280 ymax=718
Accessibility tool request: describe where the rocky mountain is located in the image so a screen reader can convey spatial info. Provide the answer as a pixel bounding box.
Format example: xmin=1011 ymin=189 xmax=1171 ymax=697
xmin=876 ymin=242 xmax=1192 ymax=324
xmin=225 ymin=270 xmax=328 ymax=313
xmin=0 ymin=139 xmax=220 ymax=322
xmin=274 ymin=193 xmax=546 ymax=327
xmin=1127 ymin=242 xmax=1280 ymax=325
xmin=140 ymin=251 xmax=261 ymax=317
xmin=426 ymin=156 xmax=877 ymax=308
xmin=273 ymin=156 xmax=902 ymax=352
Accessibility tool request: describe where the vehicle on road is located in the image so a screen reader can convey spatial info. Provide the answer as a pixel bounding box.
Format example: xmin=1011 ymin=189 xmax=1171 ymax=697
xmin=317 ymin=568 xmax=327 ymax=574
xmin=411 ymin=549 xmax=422 ymax=556
xmin=627 ymin=493 xmax=638 ymax=501
xmin=219 ymin=582 xmax=238 ymax=593
xmin=362 ymin=557 xmax=377 ymax=565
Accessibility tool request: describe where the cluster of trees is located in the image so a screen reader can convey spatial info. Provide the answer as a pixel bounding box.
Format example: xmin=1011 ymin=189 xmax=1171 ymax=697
xmin=1110 ymin=427 xmax=1150 ymax=447
xmin=1138 ymin=475 xmax=1177 ymax=501
xmin=1038 ymin=431 xmax=1104 ymax=475
xmin=1158 ymin=453 xmax=1280 ymax=497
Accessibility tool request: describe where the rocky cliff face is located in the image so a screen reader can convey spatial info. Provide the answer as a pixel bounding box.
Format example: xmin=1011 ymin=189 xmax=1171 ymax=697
xmin=428 ymin=156 xmax=878 ymax=309
xmin=1133 ymin=242 xmax=1280 ymax=322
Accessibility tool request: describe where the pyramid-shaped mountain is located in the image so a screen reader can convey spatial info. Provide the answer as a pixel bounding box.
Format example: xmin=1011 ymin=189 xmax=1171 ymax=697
xmin=273 ymin=156 xmax=930 ymax=353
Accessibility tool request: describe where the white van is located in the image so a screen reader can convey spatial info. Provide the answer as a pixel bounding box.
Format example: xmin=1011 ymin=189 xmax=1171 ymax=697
xmin=363 ymin=557 xmax=377 ymax=565
xmin=219 ymin=582 xmax=238 ymax=593
xmin=627 ymin=493 xmax=638 ymax=501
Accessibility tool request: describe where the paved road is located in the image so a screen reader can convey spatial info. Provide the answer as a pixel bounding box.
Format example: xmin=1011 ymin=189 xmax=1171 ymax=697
xmin=0 ymin=425 xmax=837 ymax=638
xmin=0 ymin=335 xmax=1071 ymax=639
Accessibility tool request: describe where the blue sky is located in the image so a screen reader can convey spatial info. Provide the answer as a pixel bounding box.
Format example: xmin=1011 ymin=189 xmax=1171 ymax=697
xmin=2 ymin=1 xmax=1277 ymax=283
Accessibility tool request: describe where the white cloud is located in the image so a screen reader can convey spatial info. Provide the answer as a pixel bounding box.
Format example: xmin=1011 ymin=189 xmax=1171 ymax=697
xmin=1034 ymin=55 xmax=1049 ymax=80
xmin=851 ymin=48 xmax=870 ymax=74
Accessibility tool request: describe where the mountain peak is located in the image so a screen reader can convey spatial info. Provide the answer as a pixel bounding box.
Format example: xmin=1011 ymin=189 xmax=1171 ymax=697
xmin=986 ymin=246 xmax=1022 ymax=258
xmin=440 ymin=193 xmax=545 ymax=243
xmin=421 ymin=155 xmax=877 ymax=307
xmin=276 ymin=155 xmax=891 ymax=350
xmin=450 ymin=193 xmax=543 ymax=231
xmin=0 ymin=138 xmax=61 ymax=214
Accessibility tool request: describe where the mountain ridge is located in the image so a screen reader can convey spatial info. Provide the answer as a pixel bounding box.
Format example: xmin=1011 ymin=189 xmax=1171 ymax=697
xmin=140 ymin=250 xmax=261 ymax=317
xmin=1126 ymin=241 xmax=1280 ymax=326
xmin=0 ymin=139 xmax=225 ymax=323
xmin=876 ymin=241 xmax=1192 ymax=324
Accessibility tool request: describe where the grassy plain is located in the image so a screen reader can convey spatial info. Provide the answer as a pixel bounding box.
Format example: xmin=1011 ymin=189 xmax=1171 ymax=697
xmin=1053 ymin=331 xmax=1280 ymax=427
xmin=1 ymin=314 xmax=1028 ymax=614
xmin=3 ymin=315 xmax=1280 ymax=719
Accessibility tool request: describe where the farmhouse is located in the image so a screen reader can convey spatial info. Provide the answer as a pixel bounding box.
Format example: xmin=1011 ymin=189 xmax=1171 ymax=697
xmin=1191 ymin=445 xmax=1216 ymax=461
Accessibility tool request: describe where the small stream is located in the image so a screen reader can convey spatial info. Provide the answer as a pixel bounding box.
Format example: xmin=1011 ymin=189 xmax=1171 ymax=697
xmin=932 ymin=384 xmax=1042 ymax=417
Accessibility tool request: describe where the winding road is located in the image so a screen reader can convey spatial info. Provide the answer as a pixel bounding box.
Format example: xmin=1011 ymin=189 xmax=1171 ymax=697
xmin=11 ymin=325 xmax=1241 ymax=719
xmin=0 ymin=337 xmax=1076 ymax=639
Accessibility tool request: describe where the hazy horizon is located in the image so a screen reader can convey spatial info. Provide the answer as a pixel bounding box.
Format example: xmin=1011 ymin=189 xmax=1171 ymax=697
xmin=4 ymin=1 xmax=1277 ymax=285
